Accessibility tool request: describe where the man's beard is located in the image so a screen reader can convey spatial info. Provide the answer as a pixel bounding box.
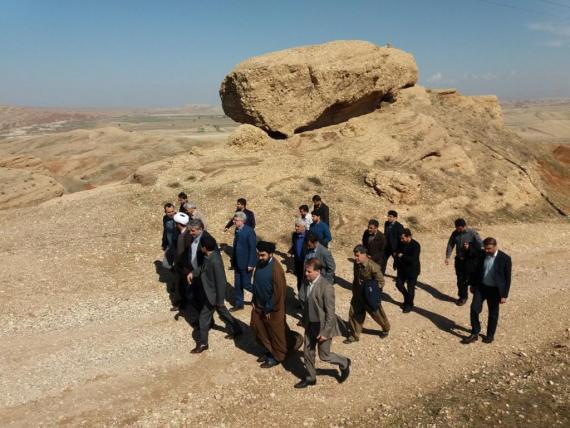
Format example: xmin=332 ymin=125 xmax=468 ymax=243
xmin=257 ymin=259 xmax=270 ymax=269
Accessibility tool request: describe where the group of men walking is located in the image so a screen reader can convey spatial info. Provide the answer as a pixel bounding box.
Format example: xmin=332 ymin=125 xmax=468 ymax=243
xmin=161 ymin=192 xmax=512 ymax=387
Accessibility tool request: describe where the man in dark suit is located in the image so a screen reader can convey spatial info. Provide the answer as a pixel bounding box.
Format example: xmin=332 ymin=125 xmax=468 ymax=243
xmin=225 ymin=198 xmax=256 ymax=231
xmin=288 ymin=219 xmax=308 ymax=293
xmin=161 ymin=202 xmax=178 ymax=268
xmin=295 ymin=258 xmax=350 ymax=389
xmin=395 ymin=228 xmax=421 ymax=313
xmin=382 ymin=210 xmax=404 ymax=275
xmin=172 ymin=212 xmax=194 ymax=313
xmin=187 ymin=235 xmax=242 ymax=353
xmin=362 ymin=219 xmax=386 ymax=266
xmin=312 ymin=194 xmax=330 ymax=226
xmin=230 ymin=211 xmax=257 ymax=311
xmin=462 ymin=237 xmax=512 ymax=344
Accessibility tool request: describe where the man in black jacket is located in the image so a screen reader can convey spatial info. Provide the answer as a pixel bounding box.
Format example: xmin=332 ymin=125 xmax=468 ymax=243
xmin=395 ymin=228 xmax=421 ymax=313
xmin=161 ymin=203 xmax=178 ymax=268
xmin=382 ymin=210 xmax=404 ymax=275
xmin=178 ymin=192 xmax=189 ymax=214
xmin=462 ymin=237 xmax=512 ymax=344
xmin=362 ymin=219 xmax=385 ymax=266
xmin=445 ymin=218 xmax=483 ymax=306
xmin=224 ymin=198 xmax=256 ymax=231
xmin=312 ymin=195 xmax=330 ymax=226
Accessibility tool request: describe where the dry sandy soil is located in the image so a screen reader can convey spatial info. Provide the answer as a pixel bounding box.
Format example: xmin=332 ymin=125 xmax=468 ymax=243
xmin=0 ymin=101 xmax=568 ymax=426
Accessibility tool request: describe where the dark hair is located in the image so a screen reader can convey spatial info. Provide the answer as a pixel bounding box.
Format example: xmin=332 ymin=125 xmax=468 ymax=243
xmin=305 ymin=257 xmax=323 ymax=271
xmin=368 ymin=219 xmax=379 ymax=228
xmin=311 ymin=210 xmax=320 ymax=217
xmin=312 ymin=195 xmax=322 ymax=202
xmin=299 ymin=204 xmax=309 ymax=212
xmin=200 ymin=234 xmax=217 ymax=251
xmin=188 ymin=219 xmax=204 ymax=230
xmin=455 ymin=218 xmax=467 ymax=228
xmin=483 ymin=237 xmax=497 ymax=246
xmin=388 ymin=210 xmax=398 ymax=217
xmin=402 ymin=228 xmax=412 ymax=237
xmin=164 ymin=202 xmax=174 ymax=209
xmin=353 ymin=245 xmax=367 ymax=254
xmin=237 ymin=198 xmax=247 ymax=206
xmin=307 ymin=233 xmax=320 ymax=243
xmin=178 ymin=192 xmax=188 ymax=199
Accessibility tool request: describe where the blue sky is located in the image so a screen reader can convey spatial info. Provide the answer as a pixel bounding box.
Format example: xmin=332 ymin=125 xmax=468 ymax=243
xmin=1 ymin=0 xmax=569 ymax=107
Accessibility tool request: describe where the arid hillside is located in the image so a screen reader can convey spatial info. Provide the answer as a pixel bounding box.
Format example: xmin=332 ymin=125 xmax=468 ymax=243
xmin=0 ymin=41 xmax=568 ymax=427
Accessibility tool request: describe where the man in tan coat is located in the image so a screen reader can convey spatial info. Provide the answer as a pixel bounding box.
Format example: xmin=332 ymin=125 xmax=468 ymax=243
xmin=344 ymin=245 xmax=391 ymax=343
xmin=295 ymin=258 xmax=351 ymax=388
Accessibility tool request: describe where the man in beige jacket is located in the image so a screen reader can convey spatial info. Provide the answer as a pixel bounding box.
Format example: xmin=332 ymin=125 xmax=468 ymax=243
xmin=295 ymin=258 xmax=351 ymax=389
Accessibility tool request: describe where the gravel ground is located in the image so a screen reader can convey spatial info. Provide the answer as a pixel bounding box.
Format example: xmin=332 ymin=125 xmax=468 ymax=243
xmin=0 ymin=184 xmax=568 ymax=426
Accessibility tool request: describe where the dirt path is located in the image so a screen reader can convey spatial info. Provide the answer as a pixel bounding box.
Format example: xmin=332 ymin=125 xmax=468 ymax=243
xmin=0 ymin=186 xmax=568 ymax=427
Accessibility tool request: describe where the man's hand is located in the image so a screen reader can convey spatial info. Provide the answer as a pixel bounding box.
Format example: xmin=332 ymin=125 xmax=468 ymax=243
xmin=265 ymin=312 xmax=271 ymax=320
xmin=186 ymin=272 xmax=193 ymax=283
xmin=445 ymin=258 xmax=449 ymax=266
xmin=317 ymin=335 xmax=327 ymax=343
xmin=500 ymin=298 xmax=507 ymax=304
xmin=247 ymin=266 xmax=254 ymax=272
xmin=397 ymin=253 xmax=403 ymax=258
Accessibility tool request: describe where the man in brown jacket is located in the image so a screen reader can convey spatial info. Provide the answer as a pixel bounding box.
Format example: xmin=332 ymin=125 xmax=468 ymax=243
xmin=250 ymin=241 xmax=302 ymax=368
xmin=295 ymin=258 xmax=351 ymax=388
xmin=344 ymin=245 xmax=391 ymax=343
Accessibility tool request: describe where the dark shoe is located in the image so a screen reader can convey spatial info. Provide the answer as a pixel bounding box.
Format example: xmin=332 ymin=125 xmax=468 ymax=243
xmin=260 ymin=358 xmax=279 ymax=369
xmin=482 ymin=335 xmax=494 ymax=344
xmin=402 ymin=305 xmax=412 ymax=313
xmin=379 ymin=331 xmax=389 ymax=338
xmin=190 ymin=344 xmax=209 ymax=354
xmin=456 ymin=298 xmax=467 ymax=306
xmin=225 ymin=329 xmax=243 ymax=340
xmin=256 ymin=354 xmax=269 ymax=363
xmin=338 ymin=358 xmax=351 ymax=383
xmin=461 ymin=334 xmax=479 ymax=344
xmin=229 ymin=305 xmax=244 ymax=313
xmin=174 ymin=313 xmax=180 ymax=321
xmin=343 ymin=336 xmax=359 ymax=344
xmin=294 ymin=379 xmax=316 ymax=389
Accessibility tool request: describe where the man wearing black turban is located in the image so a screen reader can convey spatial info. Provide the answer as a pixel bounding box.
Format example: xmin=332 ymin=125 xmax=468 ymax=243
xmin=250 ymin=241 xmax=302 ymax=368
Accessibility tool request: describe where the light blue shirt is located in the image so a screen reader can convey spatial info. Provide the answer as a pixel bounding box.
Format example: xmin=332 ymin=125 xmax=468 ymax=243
xmin=483 ymin=251 xmax=498 ymax=287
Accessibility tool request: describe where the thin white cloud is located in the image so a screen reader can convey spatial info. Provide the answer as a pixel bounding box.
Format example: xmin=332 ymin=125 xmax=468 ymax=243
xmin=462 ymin=72 xmax=499 ymax=81
xmin=528 ymin=22 xmax=570 ymax=38
xmin=537 ymin=40 xmax=565 ymax=47
xmin=427 ymin=72 xmax=443 ymax=83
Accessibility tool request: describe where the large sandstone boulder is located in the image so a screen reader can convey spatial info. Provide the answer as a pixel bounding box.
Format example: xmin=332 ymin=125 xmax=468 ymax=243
xmin=220 ymin=40 xmax=418 ymax=137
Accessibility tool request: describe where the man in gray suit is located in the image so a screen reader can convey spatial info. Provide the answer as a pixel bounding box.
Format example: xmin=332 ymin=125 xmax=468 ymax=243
xmin=188 ymin=234 xmax=242 ymax=353
xmin=295 ymin=258 xmax=351 ymax=389
xmin=304 ymin=233 xmax=336 ymax=284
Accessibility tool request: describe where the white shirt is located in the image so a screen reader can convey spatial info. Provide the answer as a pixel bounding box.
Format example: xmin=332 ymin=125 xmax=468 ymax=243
xmin=190 ymin=233 xmax=202 ymax=271
xmin=302 ymin=215 xmax=313 ymax=231
xmin=306 ymin=274 xmax=320 ymax=299
xmin=483 ymin=250 xmax=499 ymax=286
